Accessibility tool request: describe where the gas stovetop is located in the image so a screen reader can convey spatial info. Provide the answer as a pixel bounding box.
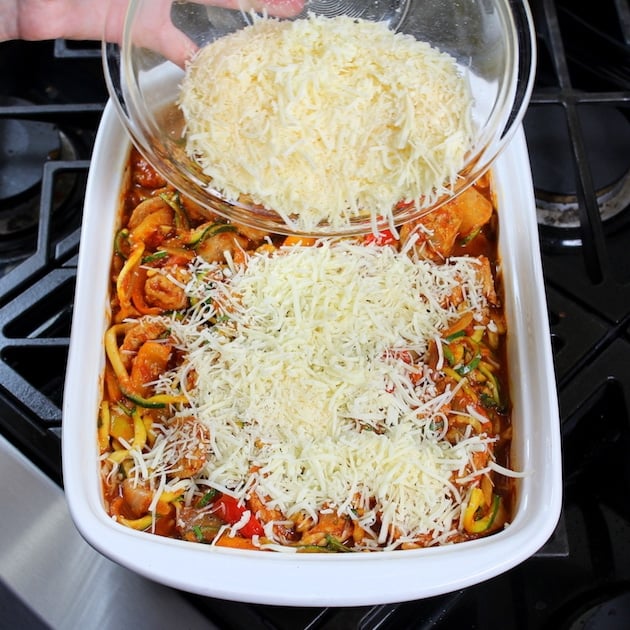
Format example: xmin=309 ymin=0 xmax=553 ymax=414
xmin=1 ymin=1 xmax=630 ymax=628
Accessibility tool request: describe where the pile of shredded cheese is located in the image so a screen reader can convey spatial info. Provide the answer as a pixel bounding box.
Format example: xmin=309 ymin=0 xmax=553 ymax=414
xmin=179 ymin=14 xmax=474 ymax=231
xmin=151 ymin=242 xmax=495 ymax=549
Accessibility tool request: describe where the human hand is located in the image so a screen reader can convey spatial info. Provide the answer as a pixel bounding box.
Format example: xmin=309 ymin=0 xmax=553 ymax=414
xmin=1 ymin=0 xmax=305 ymax=66
xmin=118 ymin=0 xmax=306 ymax=67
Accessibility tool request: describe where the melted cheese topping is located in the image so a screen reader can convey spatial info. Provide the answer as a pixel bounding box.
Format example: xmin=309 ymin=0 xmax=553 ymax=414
xmin=152 ymin=242 xmax=493 ymax=548
xmin=179 ymin=15 xmax=474 ymax=231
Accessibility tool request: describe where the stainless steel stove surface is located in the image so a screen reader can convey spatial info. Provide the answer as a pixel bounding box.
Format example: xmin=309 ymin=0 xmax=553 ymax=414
xmin=1 ymin=1 xmax=629 ymax=628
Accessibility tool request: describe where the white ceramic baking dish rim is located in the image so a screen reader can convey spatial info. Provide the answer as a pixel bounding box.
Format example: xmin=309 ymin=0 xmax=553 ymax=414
xmin=62 ymin=101 xmax=562 ymax=607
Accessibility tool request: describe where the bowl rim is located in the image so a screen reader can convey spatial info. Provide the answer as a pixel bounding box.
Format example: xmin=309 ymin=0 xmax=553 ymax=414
xmin=102 ymin=0 xmax=537 ymax=237
xmin=62 ymin=101 xmax=562 ymax=606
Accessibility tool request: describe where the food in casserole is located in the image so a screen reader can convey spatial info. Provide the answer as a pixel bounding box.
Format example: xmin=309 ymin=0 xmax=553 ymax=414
xmin=98 ymin=149 xmax=517 ymax=552
xmin=178 ymin=14 xmax=473 ymax=231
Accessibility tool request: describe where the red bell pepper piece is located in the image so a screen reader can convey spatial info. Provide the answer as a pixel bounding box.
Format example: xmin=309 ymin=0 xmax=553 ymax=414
xmin=214 ymin=494 xmax=264 ymax=537
xmin=363 ymin=229 xmax=398 ymax=246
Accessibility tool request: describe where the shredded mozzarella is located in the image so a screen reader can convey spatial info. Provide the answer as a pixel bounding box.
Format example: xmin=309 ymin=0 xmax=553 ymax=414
xmin=148 ymin=242 xmax=495 ymax=547
xmin=179 ymin=14 xmax=474 ymax=230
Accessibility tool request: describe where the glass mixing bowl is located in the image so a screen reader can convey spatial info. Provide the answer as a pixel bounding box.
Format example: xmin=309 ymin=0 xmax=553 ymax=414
xmin=103 ymin=0 xmax=536 ymax=236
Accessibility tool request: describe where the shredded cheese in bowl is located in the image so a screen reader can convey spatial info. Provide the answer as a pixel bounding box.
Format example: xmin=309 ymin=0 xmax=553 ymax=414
xmin=178 ymin=14 xmax=474 ymax=232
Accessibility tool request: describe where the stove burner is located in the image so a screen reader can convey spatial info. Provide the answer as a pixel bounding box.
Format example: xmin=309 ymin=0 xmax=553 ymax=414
xmin=0 ymin=102 xmax=60 ymax=205
xmin=0 ymin=97 xmax=79 ymax=242
xmin=554 ymin=585 xmax=630 ymax=630
xmin=524 ymin=104 xmax=630 ymax=229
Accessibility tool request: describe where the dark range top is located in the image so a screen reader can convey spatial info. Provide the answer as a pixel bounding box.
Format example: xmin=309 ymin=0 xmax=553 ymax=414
xmin=0 ymin=1 xmax=629 ymax=628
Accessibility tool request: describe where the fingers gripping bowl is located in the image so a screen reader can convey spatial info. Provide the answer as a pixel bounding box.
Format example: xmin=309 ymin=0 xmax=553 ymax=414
xmin=103 ymin=0 xmax=537 ymax=236
xmin=62 ymin=100 xmax=562 ymax=604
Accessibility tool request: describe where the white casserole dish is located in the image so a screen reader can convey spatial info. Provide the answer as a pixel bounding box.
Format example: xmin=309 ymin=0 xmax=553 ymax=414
xmin=62 ymin=102 xmax=562 ymax=606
